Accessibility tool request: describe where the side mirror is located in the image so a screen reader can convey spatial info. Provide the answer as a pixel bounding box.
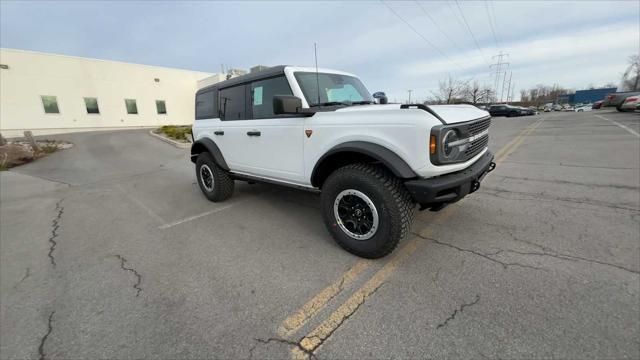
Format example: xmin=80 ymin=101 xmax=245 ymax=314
xmin=273 ymin=95 xmax=316 ymax=117
xmin=273 ymin=95 xmax=302 ymax=115
xmin=372 ymin=91 xmax=388 ymax=104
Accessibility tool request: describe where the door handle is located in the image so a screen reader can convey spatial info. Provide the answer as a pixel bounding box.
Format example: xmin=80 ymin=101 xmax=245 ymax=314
xmin=214 ymin=131 xmax=224 ymax=135
xmin=246 ymin=131 xmax=261 ymax=136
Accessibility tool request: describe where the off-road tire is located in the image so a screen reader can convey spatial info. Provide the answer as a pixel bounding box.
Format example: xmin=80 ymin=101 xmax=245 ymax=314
xmin=321 ymin=163 xmax=415 ymax=258
xmin=196 ymin=152 xmax=234 ymax=202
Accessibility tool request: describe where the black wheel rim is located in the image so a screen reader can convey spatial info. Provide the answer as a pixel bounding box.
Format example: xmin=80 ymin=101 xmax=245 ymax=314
xmin=333 ymin=189 xmax=379 ymax=240
xmin=200 ymin=164 xmax=214 ymax=192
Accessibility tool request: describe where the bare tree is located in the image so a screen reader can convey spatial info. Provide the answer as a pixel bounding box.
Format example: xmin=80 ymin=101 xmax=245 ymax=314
xmin=428 ymin=75 xmax=469 ymax=104
xmin=462 ymin=80 xmax=492 ymax=104
xmin=621 ymin=55 xmax=640 ymax=91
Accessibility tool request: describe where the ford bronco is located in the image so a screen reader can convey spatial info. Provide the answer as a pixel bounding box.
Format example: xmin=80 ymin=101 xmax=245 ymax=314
xmin=191 ymin=66 xmax=495 ymax=258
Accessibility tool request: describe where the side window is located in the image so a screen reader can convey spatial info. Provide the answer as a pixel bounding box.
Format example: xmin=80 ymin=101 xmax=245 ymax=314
xmin=195 ymin=90 xmax=216 ymax=119
xmin=219 ymin=85 xmax=246 ymax=121
xmin=250 ymin=76 xmax=293 ymax=119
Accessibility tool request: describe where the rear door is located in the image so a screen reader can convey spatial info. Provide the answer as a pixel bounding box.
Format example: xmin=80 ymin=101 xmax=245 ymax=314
xmin=194 ymin=88 xmax=233 ymax=160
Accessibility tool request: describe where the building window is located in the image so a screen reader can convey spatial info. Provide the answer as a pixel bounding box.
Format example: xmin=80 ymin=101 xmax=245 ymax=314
xmin=125 ymin=99 xmax=138 ymax=114
xmin=41 ymin=96 xmax=60 ymax=114
xmin=156 ymin=100 xmax=167 ymax=114
xmin=84 ymin=97 xmax=100 ymax=114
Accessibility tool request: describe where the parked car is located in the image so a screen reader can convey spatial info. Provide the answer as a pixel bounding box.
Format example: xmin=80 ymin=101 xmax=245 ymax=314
xmin=191 ymin=65 xmax=495 ymax=258
xmin=603 ymin=91 xmax=640 ymax=111
xmin=592 ymin=100 xmax=604 ymax=109
xmin=520 ymin=107 xmax=536 ymax=116
xmin=488 ymin=104 xmax=523 ymax=117
xmin=574 ymin=104 xmax=593 ymax=112
xmin=619 ymin=96 xmax=640 ymax=111
xmin=561 ymin=104 xmax=574 ymax=111
xmin=552 ymin=104 xmax=563 ymax=111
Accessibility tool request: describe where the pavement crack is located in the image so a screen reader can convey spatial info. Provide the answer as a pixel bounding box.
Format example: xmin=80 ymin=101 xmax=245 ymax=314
xmin=413 ymin=232 xmax=547 ymax=272
xmin=47 ymin=199 xmax=64 ymax=267
xmin=249 ymin=337 xmax=318 ymax=360
xmin=300 ymin=284 xmax=385 ymax=353
xmin=436 ymin=295 xmax=480 ymax=329
xmin=113 ymin=255 xmax=143 ymax=296
xmin=493 ymin=248 xmax=639 ymax=275
xmin=38 ymin=311 xmax=55 ymax=360
xmin=492 ymin=174 xmax=640 ymax=191
xmin=13 ymin=267 xmax=31 ymax=289
xmin=481 ymin=187 xmax=639 ymax=212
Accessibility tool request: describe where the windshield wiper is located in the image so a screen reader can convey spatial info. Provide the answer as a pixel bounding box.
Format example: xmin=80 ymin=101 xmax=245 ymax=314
xmin=309 ymin=101 xmax=348 ymax=107
xmin=351 ymin=101 xmax=373 ymax=105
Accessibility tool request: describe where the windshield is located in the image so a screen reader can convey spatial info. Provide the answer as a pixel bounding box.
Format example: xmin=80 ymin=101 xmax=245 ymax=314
xmin=294 ymin=72 xmax=373 ymax=106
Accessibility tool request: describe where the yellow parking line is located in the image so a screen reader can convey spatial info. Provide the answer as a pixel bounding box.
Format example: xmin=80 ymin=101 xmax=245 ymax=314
xmin=286 ymin=118 xmax=545 ymax=358
xmin=494 ymin=118 xmax=544 ymax=165
xmin=296 ymin=209 xmax=455 ymax=354
xmin=277 ymin=259 xmax=371 ymax=337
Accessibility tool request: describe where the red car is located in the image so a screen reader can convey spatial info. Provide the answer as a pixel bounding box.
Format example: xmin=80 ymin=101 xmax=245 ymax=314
xmin=592 ymin=100 xmax=604 ymax=109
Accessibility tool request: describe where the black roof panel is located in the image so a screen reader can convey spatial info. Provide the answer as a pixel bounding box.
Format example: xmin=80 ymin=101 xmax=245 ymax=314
xmin=197 ymin=65 xmax=287 ymax=94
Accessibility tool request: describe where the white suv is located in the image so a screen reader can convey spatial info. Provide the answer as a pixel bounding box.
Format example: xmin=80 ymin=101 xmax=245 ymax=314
xmin=191 ymin=66 xmax=495 ymax=258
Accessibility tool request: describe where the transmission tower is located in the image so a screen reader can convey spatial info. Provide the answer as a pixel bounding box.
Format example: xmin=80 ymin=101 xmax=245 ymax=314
xmin=490 ymin=52 xmax=509 ymax=103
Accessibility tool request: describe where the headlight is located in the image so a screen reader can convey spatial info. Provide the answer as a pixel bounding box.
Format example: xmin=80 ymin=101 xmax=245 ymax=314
xmin=442 ymin=129 xmax=461 ymax=159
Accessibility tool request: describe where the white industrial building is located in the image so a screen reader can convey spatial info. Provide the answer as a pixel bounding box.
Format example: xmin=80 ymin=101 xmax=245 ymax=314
xmin=0 ymin=48 xmax=227 ymax=137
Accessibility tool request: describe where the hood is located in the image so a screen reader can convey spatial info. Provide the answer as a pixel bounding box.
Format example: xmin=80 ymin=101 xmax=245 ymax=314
xmin=334 ymin=103 xmax=489 ymax=124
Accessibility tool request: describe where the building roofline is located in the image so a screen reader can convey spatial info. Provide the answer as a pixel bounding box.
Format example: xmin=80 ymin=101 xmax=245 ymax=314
xmin=0 ymin=47 xmax=215 ymax=77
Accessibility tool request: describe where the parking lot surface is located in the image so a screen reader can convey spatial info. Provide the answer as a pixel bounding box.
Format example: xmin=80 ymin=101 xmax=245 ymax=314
xmin=1 ymin=110 xmax=638 ymax=359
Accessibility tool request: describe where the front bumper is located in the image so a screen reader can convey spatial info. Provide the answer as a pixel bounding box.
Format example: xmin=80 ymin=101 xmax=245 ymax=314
xmin=404 ymin=151 xmax=495 ymax=210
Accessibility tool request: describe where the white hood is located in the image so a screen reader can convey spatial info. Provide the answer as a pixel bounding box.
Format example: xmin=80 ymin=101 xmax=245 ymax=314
xmin=334 ymin=103 xmax=489 ymax=124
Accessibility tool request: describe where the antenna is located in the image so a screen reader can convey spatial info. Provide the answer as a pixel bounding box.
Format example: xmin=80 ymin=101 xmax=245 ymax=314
xmin=314 ymin=43 xmax=321 ymax=106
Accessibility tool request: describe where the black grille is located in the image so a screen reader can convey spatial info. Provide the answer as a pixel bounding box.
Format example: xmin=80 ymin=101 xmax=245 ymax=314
xmin=468 ymin=117 xmax=491 ymax=136
xmin=465 ymin=134 xmax=489 ymax=159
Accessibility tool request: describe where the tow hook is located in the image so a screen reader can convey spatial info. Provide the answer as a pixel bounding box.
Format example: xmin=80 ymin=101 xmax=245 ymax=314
xmin=470 ymin=180 xmax=481 ymax=193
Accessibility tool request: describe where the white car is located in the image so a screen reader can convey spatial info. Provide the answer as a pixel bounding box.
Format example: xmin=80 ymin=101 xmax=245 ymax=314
xmin=191 ymin=66 xmax=495 ymax=258
xmin=574 ymin=104 xmax=593 ymax=112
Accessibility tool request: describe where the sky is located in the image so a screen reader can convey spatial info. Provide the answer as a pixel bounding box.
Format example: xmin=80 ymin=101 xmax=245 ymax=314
xmin=1 ymin=0 xmax=638 ymax=102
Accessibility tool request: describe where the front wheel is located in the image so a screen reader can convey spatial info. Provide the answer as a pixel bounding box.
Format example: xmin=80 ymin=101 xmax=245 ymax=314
xmin=320 ymin=164 xmax=415 ymax=258
xmin=195 ymin=152 xmax=234 ymax=202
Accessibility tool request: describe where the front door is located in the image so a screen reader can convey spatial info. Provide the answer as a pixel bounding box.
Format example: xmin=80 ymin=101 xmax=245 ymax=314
xmin=219 ymin=76 xmax=305 ymax=184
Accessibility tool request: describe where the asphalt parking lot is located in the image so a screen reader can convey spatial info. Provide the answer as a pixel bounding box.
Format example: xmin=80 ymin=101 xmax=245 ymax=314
xmin=1 ymin=110 xmax=638 ymax=359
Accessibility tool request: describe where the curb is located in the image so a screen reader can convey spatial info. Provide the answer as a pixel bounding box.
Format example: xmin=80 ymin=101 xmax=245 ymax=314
xmin=148 ymin=130 xmax=191 ymax=149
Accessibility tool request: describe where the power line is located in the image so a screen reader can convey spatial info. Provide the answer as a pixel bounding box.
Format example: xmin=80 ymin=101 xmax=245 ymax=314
xmin=454 ymin=0 xmax=490 ymax=67
xmin=414 ymin=1 xmax=467 ymax=56
xmin=380 ymin=0 xmax=464 ymax=71
xmin=484 ymin=0 xmax=500 ymax=49
xmin=488 ymin=1 xmax=503 ymax=47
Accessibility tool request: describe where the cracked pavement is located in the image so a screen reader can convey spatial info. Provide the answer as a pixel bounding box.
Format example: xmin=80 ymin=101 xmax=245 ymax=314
xmin=1 ymin=110 xmax=639 ymax=359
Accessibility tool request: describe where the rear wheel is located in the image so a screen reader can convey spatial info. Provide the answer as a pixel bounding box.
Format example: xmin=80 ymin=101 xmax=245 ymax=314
xmin=195 ymin=152 xmax=234 ymax=202
xmin=320 ymin=164 xmax=415 ymax=258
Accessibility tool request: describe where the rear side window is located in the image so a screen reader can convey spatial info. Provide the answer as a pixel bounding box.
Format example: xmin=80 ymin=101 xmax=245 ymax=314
xmin=219 ymin=85 xmax=246 ymax=121
xmin=195 ymin=90 xmax=217 ymax=119
xmin=251 ymin=76 xmax=293 ymax=119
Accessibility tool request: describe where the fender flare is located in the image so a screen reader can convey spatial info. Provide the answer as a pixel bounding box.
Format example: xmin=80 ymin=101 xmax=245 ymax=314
xmin=311 ymin=141 xmax=417 ymax=187
xmin=190 ymin=138 xmax=229 ymax=171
